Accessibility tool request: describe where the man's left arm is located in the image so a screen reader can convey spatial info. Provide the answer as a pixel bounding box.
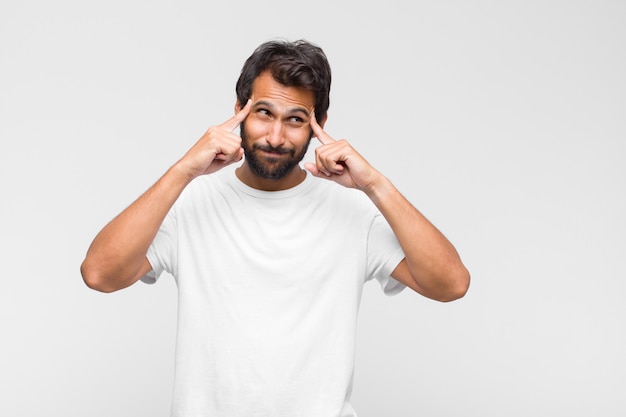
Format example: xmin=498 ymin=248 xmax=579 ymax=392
xmin=305 ymin=115 xmax=470 ymax=302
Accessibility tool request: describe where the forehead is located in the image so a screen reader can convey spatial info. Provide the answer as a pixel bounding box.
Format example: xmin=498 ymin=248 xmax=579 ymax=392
xmin=251 ymin=71 xmax=315 ymax=110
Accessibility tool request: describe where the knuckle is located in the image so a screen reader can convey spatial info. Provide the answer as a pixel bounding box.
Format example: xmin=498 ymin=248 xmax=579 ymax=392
xmin=205 ymin=126 xmax=219 ymax=138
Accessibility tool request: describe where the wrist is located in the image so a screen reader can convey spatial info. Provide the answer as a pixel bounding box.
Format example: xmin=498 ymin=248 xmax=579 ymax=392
xmin=362 ymin=173 xmax=394 ymax=203
xmin=167 ymin=161 xmax=196 ymax=187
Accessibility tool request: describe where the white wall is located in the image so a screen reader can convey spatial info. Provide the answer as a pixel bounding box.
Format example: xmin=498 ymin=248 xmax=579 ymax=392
xmin=1 ymin=1 xmax=624 ymax=416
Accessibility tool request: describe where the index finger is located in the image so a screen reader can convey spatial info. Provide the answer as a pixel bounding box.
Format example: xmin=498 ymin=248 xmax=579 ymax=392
xmin=220 ymin=99 xmax=252 ymax=131
xmin=310 ymin=111 xmax=335 ymax=145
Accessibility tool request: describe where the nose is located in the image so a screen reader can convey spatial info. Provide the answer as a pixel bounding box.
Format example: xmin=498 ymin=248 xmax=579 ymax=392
xmin=266 ymin=120 xmax=286 ymax=148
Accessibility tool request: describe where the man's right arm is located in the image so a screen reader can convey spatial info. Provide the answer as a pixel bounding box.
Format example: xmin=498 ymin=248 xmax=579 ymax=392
xmin=81 ymin=165 xmax=193 ymax=292
xmin=81 ymin=100 xmax=251 ymax=292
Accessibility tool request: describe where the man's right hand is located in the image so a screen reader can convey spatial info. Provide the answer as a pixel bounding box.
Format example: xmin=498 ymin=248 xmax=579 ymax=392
xmin=81 ymin=100 xmax=252 ymax=293
xmin=175 ymin=99 xmax=252 ymax=180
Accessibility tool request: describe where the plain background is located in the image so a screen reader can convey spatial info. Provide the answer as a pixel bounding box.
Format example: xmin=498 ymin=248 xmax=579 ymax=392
xmin=1 ymin=1 xmax=625 ymax=416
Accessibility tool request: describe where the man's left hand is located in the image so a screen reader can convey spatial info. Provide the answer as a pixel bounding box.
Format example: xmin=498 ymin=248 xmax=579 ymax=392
xmin=304 ymin=113 xmax=382 ymax=193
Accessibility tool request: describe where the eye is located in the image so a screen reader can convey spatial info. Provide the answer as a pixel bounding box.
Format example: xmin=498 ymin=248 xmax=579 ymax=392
xmin=289 ymin=116 xmax=304 ymax=123
xmin=256 ymin=108 xmax=271 ymax=118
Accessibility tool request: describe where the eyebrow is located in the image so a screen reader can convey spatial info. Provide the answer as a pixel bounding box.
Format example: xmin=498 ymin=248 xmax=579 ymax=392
xmin=253 ymin=100 xmax=311 ymax=117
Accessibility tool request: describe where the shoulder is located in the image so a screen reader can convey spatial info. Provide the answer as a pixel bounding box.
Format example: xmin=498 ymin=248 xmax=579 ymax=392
xmin=174 ymin=168 xmax=236 ymax=210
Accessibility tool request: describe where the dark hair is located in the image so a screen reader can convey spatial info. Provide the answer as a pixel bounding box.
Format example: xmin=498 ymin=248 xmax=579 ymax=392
xmin=236 ymin=39 xmax=332 ymax=122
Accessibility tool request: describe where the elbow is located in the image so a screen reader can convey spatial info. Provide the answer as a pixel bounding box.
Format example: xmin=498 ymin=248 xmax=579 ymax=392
xmin=433 ymin=265 xmax=470 ymax=303
xmin=80 ymin=260 xmax=118 ymax=293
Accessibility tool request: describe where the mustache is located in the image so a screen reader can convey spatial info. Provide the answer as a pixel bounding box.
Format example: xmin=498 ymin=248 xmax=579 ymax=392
xmin=252 ymin=143 xmax=294 ymax=156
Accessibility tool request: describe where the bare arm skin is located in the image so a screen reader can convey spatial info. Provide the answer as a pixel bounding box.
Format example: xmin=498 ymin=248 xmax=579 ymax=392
xmin=305 ymin=114 xmax=470 ymax=302
xmin=81 ymin=101 xmax=252 ymax=293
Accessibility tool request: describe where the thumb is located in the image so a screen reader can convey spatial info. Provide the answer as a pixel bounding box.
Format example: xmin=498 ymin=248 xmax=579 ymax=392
xmin=304 ymin=162 xmax=328 ymax=178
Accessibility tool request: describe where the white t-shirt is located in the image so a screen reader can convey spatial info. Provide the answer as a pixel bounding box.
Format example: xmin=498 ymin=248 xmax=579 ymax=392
xmin=144 ymin=166 xmax=405 ymax=417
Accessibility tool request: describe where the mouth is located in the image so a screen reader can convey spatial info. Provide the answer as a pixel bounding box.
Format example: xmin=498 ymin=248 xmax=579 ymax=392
xmin=255 ymin=145 xmax=293 ymax=158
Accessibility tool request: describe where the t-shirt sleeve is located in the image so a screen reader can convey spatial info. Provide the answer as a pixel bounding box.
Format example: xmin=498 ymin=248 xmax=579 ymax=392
xmin=366 ymin=212 xmax=406 ymax=295
xmin=141 ymin=209 xmax=178 ymax=284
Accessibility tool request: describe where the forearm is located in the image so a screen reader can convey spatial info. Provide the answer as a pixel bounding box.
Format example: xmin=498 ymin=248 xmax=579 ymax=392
xmin=81 ymin=164 xmax=192 ymax=292
xmin=305 ymin=116 xmax=469 ymax=300
xmin=365 ymin=175 xmax=470 ymax=301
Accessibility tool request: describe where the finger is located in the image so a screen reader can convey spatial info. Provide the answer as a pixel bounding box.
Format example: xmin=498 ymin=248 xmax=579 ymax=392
xmin=310 ymin=112 xmax=335 ymax=145
xmin=315 ymin=147 xmax=344 ymax=176
xmin=216 ymin=147 xmax=244 ymax=163
xmin=220 ymin=99 xmax=252 ymax=131
xmin=213 ymin=148 xmax=244 ymax=173
xmin=304 ymin=162 xmax=328 ymax=178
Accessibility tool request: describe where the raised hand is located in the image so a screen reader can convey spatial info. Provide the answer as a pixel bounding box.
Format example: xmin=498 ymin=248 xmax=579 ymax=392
xmin=176 ymin=100 xmax=252 ymax=180
xmin=304 ymin=112 xmax=382 ymax=192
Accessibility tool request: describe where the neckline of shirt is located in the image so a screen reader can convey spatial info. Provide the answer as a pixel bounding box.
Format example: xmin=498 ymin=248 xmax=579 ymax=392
xmin=222 ymin=166 xmax=316 ymax=199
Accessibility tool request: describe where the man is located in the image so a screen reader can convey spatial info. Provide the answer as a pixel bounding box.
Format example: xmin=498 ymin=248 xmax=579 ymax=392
xmin=81 ymin=39 xmax=469 ymax=417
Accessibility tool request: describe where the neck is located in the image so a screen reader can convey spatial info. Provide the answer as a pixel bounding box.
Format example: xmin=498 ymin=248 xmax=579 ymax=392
xmin=235 ymin=162 xmax=307 ymax=191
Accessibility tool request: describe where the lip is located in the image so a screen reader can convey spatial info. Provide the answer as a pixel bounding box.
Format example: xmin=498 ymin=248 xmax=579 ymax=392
xmin=258 ymin=148 xmax=291 ymax=157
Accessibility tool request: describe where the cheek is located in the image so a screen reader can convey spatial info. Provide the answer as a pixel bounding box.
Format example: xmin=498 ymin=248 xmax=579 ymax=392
xmin=285 ymin=125 xmax=312 ymax=144
xmin=243 ymin=117 xmax=267 ymax=137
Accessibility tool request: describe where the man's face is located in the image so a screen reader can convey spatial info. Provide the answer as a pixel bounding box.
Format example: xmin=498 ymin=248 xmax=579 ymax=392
xmin=239 ymin=71 xmax=316 ymax=180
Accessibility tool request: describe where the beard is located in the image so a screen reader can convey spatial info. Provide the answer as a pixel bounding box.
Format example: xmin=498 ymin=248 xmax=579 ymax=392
xmin=240 ymin=123 xmax=312 ymax=180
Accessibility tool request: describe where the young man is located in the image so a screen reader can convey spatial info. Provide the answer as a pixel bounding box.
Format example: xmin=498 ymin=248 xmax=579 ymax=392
xmin=81 ymin=39 xmax=469 ymax=417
